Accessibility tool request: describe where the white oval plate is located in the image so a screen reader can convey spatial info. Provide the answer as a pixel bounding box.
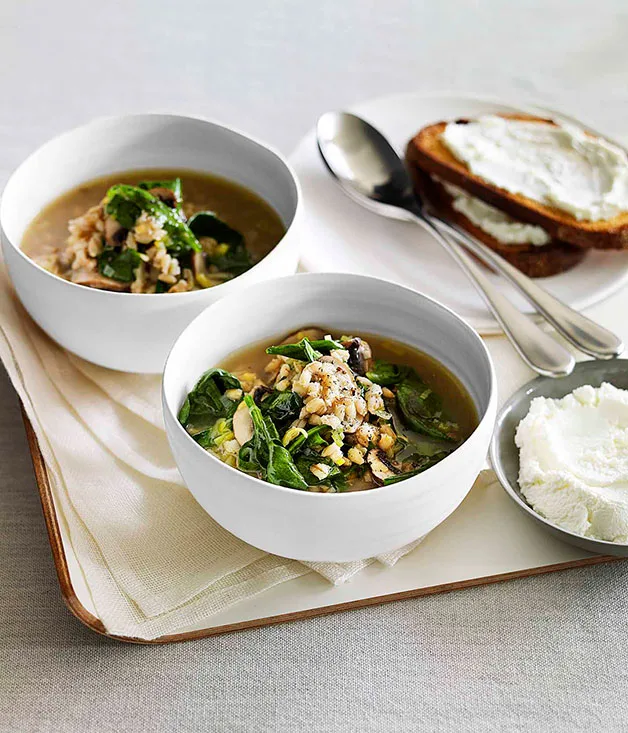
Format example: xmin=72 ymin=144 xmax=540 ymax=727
xmin=290 ymin=92 xmax=628 ymax=334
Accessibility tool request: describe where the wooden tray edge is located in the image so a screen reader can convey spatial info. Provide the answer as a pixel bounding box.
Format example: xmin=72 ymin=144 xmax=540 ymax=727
xmin=22 ymin=409 xmax=108 ymax=636
xmin=22 ymin=408 xmax=623 ymax=645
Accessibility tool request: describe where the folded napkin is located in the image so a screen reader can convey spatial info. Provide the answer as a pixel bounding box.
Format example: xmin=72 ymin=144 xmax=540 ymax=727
xmin=0 ymin=264 xmax=432 ymax=639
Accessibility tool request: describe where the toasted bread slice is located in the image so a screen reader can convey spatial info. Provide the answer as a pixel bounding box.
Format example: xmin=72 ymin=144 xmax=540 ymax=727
xmin=406 ymin=114 xmax=628 ymax=250
xmin=409 ymin=168 xmax=585 ymax=278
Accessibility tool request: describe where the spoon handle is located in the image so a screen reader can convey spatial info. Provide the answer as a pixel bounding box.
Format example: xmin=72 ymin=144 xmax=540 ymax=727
xmin=412 ymin=214 xmax=575 ymax=377
xmin=434 ymin=218 xmax=624 ymax=359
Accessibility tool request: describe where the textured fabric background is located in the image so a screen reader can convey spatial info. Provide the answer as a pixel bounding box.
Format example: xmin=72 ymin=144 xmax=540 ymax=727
xmin=2 ymin=0 xmax=628 ymax=730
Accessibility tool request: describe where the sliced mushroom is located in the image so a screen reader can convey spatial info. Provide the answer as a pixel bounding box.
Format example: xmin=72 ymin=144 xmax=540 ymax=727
xmin=71 ymin=270 xmax=130 ymax=292
xmin=191 ymin=251 xmax=217 ymax=288
xmin=367 ymin=449 xmax=400 ymax=483
xmin=149 ymin=186 xmax=178 ymax=209
xmin=103 ymin=216 xmax=127 ymax=247
xmin=342 ymin=337 xmax=373 ymax=376
xmin=233 ymin=402 xmax=254 ymax=446
xmin=192 ymin=252 xmax=206 ymax=276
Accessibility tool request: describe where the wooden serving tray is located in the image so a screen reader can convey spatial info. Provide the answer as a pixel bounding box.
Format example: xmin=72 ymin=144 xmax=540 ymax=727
xmin=23 ymin=410 xmax=623 ymax=644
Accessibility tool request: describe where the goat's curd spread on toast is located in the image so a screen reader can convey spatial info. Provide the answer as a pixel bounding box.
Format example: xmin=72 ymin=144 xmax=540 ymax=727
xmin=442 ymin=115 xmax=628 ymax=222
xmin=436 ymin=178 xmax=550 ymax=246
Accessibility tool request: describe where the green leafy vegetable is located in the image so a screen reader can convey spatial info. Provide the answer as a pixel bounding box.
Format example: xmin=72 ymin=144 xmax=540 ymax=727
xmin=266 ymin=337 xmax=319 ymax=362
xmin=210 ymin=246 xmax=253 ymax=276
xmin=308 ymin=338 xmax=345 ymax=352
xmin=105 ymin=198 xmax=142 ymax=230
xmin=237 ymin=441 xmax=263 ymax=475
xmin=246 ymin=395 xmax=280 ymax=444
xmin=238 ymin=395 xmax=274 ymax=474
xmin=266 ymin=337 xmax=344 ymax=361
xmin=192 ymin=429 xmax=214 ymax=449
xmin=396 ymin=369 xmax=459 ymax=442
xmin=330 ymin=472 xmax=349 ymax=492
xmin=306 ymin=429 xmax=328 ymax=449
xmin=97 ymin=247 xmax=142 ymax=282
xmin=387 ymin=399 xmax=455 ymax=461
xmin=239 ymin=395 xmax=308 ymax=489
xmin=266 ymin=443 xmax=309 ymax=490
xmin=188 ymin=211 xmax=243 ymax=247
xmin=287 ymin=425 xmax=328 ymax=454
xmin=259 ymin=390 xmax=303 ymax=430
xmin=188 ymin=212 xmax=253 ymax=275
xmin=178 ymin=368 xmax=241 ymax=434
xmin=366 ymin=360 xmax=409 ymax=386
xmin=383 ymin=451 xmax=451 ymax=485
xmin=105 ymin=184 xmax=201 ymax=255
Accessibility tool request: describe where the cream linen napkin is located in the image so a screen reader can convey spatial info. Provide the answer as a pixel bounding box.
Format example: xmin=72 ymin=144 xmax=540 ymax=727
xmin=0 ymin=265 xmax=432 ymax=639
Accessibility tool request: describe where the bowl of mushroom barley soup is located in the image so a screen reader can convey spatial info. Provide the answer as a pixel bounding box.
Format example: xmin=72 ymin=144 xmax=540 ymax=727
xmin=163 ymin=273 xmax=497 ymax=562
xmin=1 ymin=114 xmax=301 ymax=372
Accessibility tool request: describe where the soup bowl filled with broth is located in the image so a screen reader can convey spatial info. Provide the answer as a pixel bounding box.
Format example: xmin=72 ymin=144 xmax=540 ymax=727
xmin=1 ymin=114 xmax=301 ymax=372
xmin=163 ymin=273 xmax=497 ymax=561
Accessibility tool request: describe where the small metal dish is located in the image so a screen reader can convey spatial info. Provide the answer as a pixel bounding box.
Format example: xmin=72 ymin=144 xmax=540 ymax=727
xmin=490 ymin=359 xmax=628 ymax=558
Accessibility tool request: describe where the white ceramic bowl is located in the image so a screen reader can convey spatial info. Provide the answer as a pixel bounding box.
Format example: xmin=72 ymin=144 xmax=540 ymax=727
xmin=0 ymin=114 xmax=301 ymax=373
xmin=163 ymin=273 xmax=497 ymax=562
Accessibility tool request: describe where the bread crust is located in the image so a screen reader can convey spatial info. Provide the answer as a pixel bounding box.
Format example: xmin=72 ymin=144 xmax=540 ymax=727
xmin=408 ymin=165 xmax=586 ymax=278
xmin=406 ymin=114 xmax=628 ymax=250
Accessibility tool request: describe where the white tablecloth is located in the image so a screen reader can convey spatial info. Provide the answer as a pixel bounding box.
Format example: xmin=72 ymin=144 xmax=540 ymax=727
xmin=2 ymin=0 xmax=628 ymax=730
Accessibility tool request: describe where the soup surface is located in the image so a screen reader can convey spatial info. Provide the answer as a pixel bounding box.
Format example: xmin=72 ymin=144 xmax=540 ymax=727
xmin=22 ymin=169 xmax=285 ymax=294
xmin=178 ymin=328 xmax=478 ymax=492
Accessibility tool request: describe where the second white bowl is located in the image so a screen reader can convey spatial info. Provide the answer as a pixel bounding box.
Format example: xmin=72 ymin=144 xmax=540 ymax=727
xmin=0 ymin=114 xmax=301 ymax=373
xmin=163 ymin=273 xmax=497 ymax=562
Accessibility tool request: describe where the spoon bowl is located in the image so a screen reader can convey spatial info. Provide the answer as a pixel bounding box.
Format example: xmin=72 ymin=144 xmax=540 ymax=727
xmin=317 ymin=112 xmax=415 ymax=216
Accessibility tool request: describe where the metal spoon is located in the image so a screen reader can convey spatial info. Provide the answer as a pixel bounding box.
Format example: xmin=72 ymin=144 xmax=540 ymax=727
xmin=439 ymin=220 xmax=623 ymax=360
xmin=316 ymin=112 xmax=621 ymax=373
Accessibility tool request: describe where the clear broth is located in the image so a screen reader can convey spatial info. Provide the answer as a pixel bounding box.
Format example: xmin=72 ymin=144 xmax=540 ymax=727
xmin=21 ymin=168 xmax=286 ymax=267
